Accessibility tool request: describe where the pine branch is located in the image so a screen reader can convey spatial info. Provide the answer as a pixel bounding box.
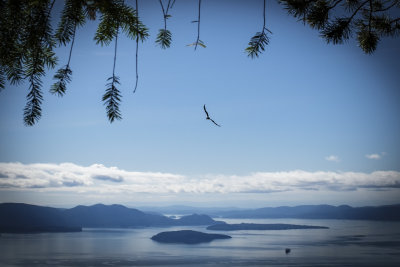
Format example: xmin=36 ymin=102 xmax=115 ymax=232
xmin=0 ymin=67 xmax=5 ymax=92
xmin=51 ymin=23 xmax=76 ymax=96
xmin=391 ymin=17 xmax=400 ymax=24
xmin=0 ymin=1 xmax=25 ymax=85
xmin=103 ymin=75 xmax=122 ymax=123
xmin=246 ymin=0 xmax=271 ymax=58
xmin=156 ymin=29 xmax=172 ymax=48
xmin=372 ymin=14 xmax=394 ymax=35
xmin=23 ymin=0 xmax=57 ymax=126
xmin=279 ymin=0 xmax=314 ymax=22
xmin=103 ymin=29 xmax=122 ymax=123
xmin=321 ymin=0 xmax=369 ymax=44
xmin=156 ymin=0 xmax=173 ymax=48
xmin=357 ymin=27 xmax=379 ymax=53
xmin=321 ymin=18 xmax=352 ymax=43
xmin=187 ymin=0 xmax=206 ymax=49
xmin=50 ymin=66 xmax=72 ymax=97
xmin=95 ymin=1 xmax=148 ymax=46
xmin=374 ymin=0 xmax=399 ymax=12
xmin=194 ymin=0 xmax=203 ymax=50
xmin=280 ymin=0 xmax=400 ymax=53
xmin=24 ymin=56 xmax=44 ymax=126
xmin=134 ymin=0 xmax=140 ymax=93
xmin=55 ymin=0 xmax=85 ymax=46
xmin=306 ymin=0 xmax=343 ymax=30
xmin=3 ymin=58 xmax=24 ymax=86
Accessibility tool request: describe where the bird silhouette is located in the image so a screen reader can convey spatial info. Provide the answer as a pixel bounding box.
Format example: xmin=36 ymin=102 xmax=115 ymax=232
xmin=203 ymin=104 xmax=221 ymax=127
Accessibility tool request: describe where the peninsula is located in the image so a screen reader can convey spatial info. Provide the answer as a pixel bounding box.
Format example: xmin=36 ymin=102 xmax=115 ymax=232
xmin=207 ymin=223 xmax=329 ymax=231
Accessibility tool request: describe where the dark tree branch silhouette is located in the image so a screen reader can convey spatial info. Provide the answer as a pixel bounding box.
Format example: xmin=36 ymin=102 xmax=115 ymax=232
xmin=24 ymin=0 xmax=57 ymax=126
xmin=280 ymin=0 xmax=400 ymax=54
xmin=188 ymin=0 xmax=206 ymax=49
xmin=156 ymin=0 xmax=173 ymax=49
xmin=0 ymin=0 xmax=399 ymax=125
xmin=103 ymin=29 xmax=122 ymax=123
xmin=51 ymin=0 xmax=86 ymax=97
xmin=246 ymin=0 xmax=272 ymax=58
xmin=134 ymin=0 xmax=140 ymax=93
xmin=50 ymin=23 xmax=75 ymax=97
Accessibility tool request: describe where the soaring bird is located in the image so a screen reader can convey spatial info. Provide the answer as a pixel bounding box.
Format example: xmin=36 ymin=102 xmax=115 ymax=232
xmin=203 ymin=104 xmax=221 ymax=127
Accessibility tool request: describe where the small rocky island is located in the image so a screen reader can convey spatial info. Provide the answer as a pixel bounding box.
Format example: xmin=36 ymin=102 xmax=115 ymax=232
xmin=207 ymin=223 xmax=329 ymax=231
xmin=151 ymin=230 xmax=232 ymax=244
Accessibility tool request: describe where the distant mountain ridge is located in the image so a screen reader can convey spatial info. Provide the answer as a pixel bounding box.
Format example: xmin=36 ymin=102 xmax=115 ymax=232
xmin=0 ymin=203 xmax=81 ymax=233
xmin=138 ymin=204 xmax=400 ymax=221
xmin=0 ymin=203 xmax=222 ymax=233
xmin=1 ymin=203 xmax=399 ymax=234
xmin=217 ymin=204 xmax=400 ymax=221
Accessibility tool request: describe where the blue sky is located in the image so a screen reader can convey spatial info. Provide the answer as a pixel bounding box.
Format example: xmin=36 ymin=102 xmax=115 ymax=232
xmin=0 ymin=0 xmax=399 ymax=208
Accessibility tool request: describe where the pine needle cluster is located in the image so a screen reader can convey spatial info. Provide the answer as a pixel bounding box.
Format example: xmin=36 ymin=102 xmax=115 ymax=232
xmin=246 ymin=0 xmax=272 ymax=58
xmin=103 ymin=75 xmax=122 ymax=123
xmin=1 ymin=0 xmax=399 ymax=126
xmin=0 ymin=0 xmax=148 ymax=125
xmin=246 ymin=28 xmax=272 ymax=58
xmin=188 ymin=0 xmax=206 ymax=50
xmin=156 ymin=29 xmax=172 ymax=49
xmin=156 ymin=0 xmax=174 ymax=49
xmin=279 ymin=0 xmax=400 ymax=54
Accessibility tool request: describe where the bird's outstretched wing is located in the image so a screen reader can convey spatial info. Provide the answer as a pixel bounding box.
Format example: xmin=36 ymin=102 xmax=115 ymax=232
xmin=203 ymin=104 xmax=221 ymax=127
xmin=203 ymin=104 xmax=210 ymax=118
xmin=210 ymin=118 xmax=221 ymax=127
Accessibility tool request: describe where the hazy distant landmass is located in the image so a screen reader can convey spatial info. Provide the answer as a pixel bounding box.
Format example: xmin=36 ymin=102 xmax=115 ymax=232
xmin=151 ymin=230 xmax=232 ymax=244
xmin=139 ymin=204 xmax=400 ymax=221
xmin=146 ymin=204 xmax=400 ymax=221
xmin=0 ymin=203 xmax=223 ymax=233
xmin=1 ymin=203 xmax=399 ymax=233
xmin=207 ymin=223 xmax=329 ymax=231
xmin=140 ymin=205 xmax=242 ymax=216
xmin=217 ymin=204 xmax=400 ymax=221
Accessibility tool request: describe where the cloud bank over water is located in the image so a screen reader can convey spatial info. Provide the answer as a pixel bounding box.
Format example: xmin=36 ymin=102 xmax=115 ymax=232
xmin=0 ymin=162 xmax=399 ymax=195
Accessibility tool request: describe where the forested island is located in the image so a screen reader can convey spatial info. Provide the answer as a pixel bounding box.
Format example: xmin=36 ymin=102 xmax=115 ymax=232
xmin=207 ymin=223 xmax=329 ymax=231
xmin=151 ymin=230 xmax=231 ymax=244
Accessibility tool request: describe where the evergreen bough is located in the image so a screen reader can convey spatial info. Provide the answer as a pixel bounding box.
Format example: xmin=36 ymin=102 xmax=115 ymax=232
xmin=0 ymin=0 xmax=398 ymax=125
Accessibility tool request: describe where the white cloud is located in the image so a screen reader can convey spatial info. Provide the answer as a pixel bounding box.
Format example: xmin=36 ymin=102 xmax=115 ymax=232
xmin=366 ymin=152 xmax=385 ymax=160
xmin=1 ymin=162 xmax=400 ymax=195
xmin=325 ymin=155 xmax=340 ymax=162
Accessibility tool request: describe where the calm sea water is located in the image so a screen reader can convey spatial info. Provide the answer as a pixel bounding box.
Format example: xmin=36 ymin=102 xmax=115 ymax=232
xmin=1 ymin=218 xmax=400 ymax=266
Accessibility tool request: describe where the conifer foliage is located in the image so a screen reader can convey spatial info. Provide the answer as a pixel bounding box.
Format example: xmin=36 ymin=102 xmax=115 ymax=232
xmin=156 ymin=0 xmax=174 ymax=49
xmin=0 ymin=0 xmax=399 ymax=126
xmin=187 ymin=0 xmax=206 ymax=49
xmin=246 ymin=0 xmax=272 ymax=58
xmin=279 ymin=0 xmax=400 ymax=54
xmin=0 ymin=0 xmax=148 ymax=125
xmin=50 ymin=0 xmax=85 ymax=97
